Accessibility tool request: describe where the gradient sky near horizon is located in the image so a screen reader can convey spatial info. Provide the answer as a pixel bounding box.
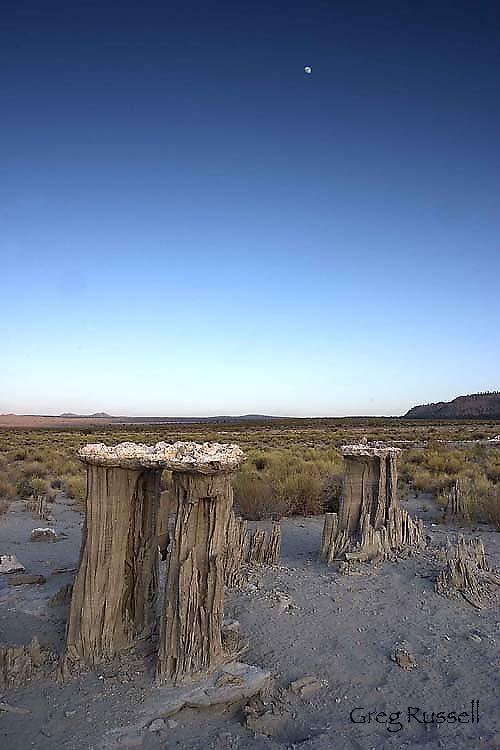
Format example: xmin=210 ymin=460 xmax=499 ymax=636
xmin=1 ymin=0 xmax=500 ymax=417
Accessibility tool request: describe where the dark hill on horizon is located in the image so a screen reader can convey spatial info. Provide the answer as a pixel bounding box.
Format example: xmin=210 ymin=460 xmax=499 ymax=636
xmin=405 ymin=392 xmax=500 ymax=419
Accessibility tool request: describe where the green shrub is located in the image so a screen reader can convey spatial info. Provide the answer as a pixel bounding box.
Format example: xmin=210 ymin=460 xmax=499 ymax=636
xmin=29 ymin=475 xmax=48 ymax=496
xmin=0 ymin=475 xmax=15 ymax=499
xmin=233 ymin=447 xmax=342 ymax=519
xmin=20 ymin=460 xmax=48 ymax=478
xmin=233 ymin=472 xmax=278 ymax=519
xmin=478 ymin=484 xmax=500 ymax=528
xmin=64 ymin=475 xmax=87 ymax=503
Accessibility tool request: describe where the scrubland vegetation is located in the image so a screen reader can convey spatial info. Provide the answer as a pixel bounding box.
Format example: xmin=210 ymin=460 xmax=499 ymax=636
xmin=0 ymin=419 xmax=499 ymax=526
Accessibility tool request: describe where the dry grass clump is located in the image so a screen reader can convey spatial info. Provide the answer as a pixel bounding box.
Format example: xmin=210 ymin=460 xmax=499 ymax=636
xmin=0 ymin=475 xmax=16 ymax=515
xmin=399 ymin=446 xmax=500 ymax=528
xmin=64 ymin=475 xmax=87 ymax=503
xmin=0 ymin=454 xmax=18 ymax=514
xmin=233 ymin=447 xmax=342 ymax=520
xmin=439 ymin=476 xmax=500 ymax=529
xmin=400 ymin=447 xmax=498 ymax=495
xmin=479 ymin=484 xmax=500 ymax=528
xmin=0 ymin=420 xmax=499 ymax=522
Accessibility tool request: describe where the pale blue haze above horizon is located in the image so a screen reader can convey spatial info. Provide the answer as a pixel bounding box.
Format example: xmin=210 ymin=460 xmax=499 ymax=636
xmin=1 ymin=1 xmax=499 ymax=417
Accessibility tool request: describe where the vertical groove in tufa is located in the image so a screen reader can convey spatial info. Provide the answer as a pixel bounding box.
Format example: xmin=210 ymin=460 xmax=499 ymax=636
xmin=223 ymin=513 xmax=249 ymax=587
xmin=247 ymin=524 xmax=281 ymax=565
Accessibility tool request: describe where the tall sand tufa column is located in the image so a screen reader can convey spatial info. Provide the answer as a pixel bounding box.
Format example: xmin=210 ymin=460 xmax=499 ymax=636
xmin=66 ymin=446 xmax=162 ymax=666
xmin=156 ymin=450 xmax=243 ymax=684
xmin=65 ymin=441 xmax=243 ymax=672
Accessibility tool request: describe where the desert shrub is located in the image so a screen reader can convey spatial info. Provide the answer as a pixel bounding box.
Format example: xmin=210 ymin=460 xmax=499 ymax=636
xmin=410 ymin=469 xmax=449 ymax=495
xmin=16 ymin=474 xmax=48 ymax=499
xmin=272 ymin=469 xmax=323 ymax=516
xmin=233 ymin=447 xmax=342 ymax=519
xmin=233 ymin=472 xmax=280 ymax=520
xmin=478 ymin=484 xmax=500 ymax=528
xmin=399 ymin=446 xmax=500 ymax=502
xmin=253 ymin=456 xmax=267 ymax=471
xmin=321 ymin=473 xmax=343 ymax=513
xmin=29 ymin=475 xmax=48 ymax=496
xmin=20 ymin=460 xmax=48 ymax=478
xmin=484 ymin=454 xmax=500 ymax=483
xmin=64 ymin=475 xmax=87 ymax=503
xmin=0 ymin=423 xmax=498 ymax=521
xmin=0 ymin=475 xmax=16 ymax=500
xmin=7 ymin=449 xmax=27 ymax=461
xmin=441 ymin=475 xmax=500 ymax=527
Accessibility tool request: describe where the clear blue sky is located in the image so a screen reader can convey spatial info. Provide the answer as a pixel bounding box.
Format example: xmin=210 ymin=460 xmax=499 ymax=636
xmin=1 ymin=1 xmax=499 ymax=416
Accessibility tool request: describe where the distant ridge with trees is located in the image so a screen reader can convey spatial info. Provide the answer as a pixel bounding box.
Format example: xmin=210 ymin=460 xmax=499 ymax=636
xmin=405 ymin=392 xmax=500 ymax=419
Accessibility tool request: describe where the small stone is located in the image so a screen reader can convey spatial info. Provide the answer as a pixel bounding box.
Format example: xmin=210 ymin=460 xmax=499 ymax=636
xmin=121 ymin=734 xmax=143 ymax=747
xmin=31 ymin=528 xmax=58 ymax=542
xmin=392 ymin=648 xmax=417 ymax=671
xmin=64 ymin=710 xmax=77 ymax=718
xmin=0 ymin=554 xmax=25 ymax=574
xmin=167 ymin=719 xmax=178 ymax=729
xmin=0 ymin=702 xmax=31 ymax=715
xmin=148 ymin=719 xmax=165 ymax=732
xmin=469 ymin=634 xmax=482 ymax=643
xmin=335 ymin=697 xmax=341 ymax=704
xmin=7 ymin=574 xmax=46 ymax=586
xmin=289 ymin=676 xmax=327 ymax=697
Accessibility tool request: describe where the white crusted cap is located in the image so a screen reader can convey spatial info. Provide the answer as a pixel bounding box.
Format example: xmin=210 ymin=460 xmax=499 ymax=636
xmin=341 ymin=443 xmax=402 ymax=458
xmin=78 ymin=441 xmax=244 ymax=473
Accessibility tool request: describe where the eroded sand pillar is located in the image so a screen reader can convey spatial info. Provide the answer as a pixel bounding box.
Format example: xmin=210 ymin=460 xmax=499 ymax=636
xmin=156 ymin=468 xmax=237 ymax=684
xmin=65 ymin=459 xmax=161 ymax=666
xmin=321 ymin=445 xmax=424 ymax=563
xmin=340 ymin=446 xmax=399 ymax=534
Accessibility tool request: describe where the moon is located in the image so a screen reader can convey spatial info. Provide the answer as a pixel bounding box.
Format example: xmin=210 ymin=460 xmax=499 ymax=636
xmin=304 ymin=66 xmax=312 ymax=74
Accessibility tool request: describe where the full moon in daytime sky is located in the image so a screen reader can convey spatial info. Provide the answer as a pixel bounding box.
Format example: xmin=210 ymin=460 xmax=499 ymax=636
xmin=304 ymin=65 xmax=312 ymax=74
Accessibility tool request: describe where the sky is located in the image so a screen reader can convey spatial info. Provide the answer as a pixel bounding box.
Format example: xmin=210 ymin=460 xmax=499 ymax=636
xmin=1 ymin=0 xmax=499 ymax=417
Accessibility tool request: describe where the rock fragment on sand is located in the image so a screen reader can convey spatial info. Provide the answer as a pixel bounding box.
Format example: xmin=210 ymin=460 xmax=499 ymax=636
xmin=49 ymin=583 xmax=73 ymax=607
xmin=0 ymin=702 xmax=31 ymax=715
xmin=469 ymin=633 xmax=482 ymax=643
xmin=151 ymin=662 xmax=270 ymax=718
xmin=289 ymin=676 xmax=328 ymax=697
xmin=0 ymin=554 xmax=25 ymax=574
xmin=392 ymin=647 xmax=417 ymax=671
xmin=148 ymin=719 xmax=165 ymax=733
xmin=7 ymin=574 xmax=46 ymax=586
xmin=30 ymin=528 xmax=58 ymax=542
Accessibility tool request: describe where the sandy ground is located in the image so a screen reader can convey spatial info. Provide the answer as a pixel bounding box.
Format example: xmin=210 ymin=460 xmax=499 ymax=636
xmin=1 ymin=494 xmax=499 ymax=750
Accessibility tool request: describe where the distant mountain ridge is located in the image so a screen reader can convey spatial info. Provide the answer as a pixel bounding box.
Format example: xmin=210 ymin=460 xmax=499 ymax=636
xmin=59 ymin=412 xmax=112 ymax=418
xmin=56 ymin=413 xmax=281 ymax=423
xmin=405 ymin=392 xmax=500 ymax=419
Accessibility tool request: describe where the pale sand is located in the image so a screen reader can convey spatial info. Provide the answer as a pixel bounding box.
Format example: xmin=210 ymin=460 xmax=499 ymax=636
xmin=0 ymin=493 xmax=499 ymax=749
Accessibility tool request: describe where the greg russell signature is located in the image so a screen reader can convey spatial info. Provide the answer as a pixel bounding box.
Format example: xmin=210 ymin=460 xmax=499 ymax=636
xmin=349 ymin=701 xmax=480 ymax=733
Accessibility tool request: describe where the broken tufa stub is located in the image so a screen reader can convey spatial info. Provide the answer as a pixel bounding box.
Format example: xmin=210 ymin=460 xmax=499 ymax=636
xmin=320 ymin=445 xmax=424 ymax=565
